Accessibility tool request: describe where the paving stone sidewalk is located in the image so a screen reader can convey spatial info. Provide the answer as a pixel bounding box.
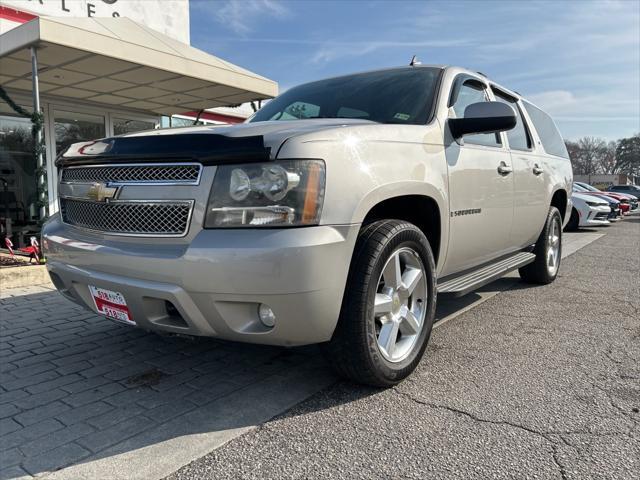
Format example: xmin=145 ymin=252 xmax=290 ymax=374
xmin=0 ymin=287 xmax=332 ymax=479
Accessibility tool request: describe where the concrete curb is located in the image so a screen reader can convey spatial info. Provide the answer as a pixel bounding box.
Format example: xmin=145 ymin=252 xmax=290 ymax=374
xmin=0 ymin=265 xmax=53 ymax=290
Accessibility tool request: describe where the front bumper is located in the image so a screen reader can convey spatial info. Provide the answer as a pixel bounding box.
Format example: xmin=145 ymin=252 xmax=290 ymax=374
xmin=43 ymin=215 xmax=359 ymax=346
xmin=579 ymin=206 xmax=610 ymax=227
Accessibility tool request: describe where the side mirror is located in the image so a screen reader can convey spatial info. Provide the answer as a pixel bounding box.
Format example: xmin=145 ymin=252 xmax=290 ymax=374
xmin=448 ymin=101 xmax=517 ymax=139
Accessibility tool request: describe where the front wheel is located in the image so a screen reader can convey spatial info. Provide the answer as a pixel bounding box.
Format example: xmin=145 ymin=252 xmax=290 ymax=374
xmin=564 ymin=207 xmax=579 ymax=231
xmin=519 ymin=206 xmax=562 ymax=284
xmin=323 ymin=220 xmax=437 ymax=387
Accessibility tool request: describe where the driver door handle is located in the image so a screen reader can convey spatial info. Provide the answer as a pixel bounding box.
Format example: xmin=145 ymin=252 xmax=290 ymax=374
xmin=497 ymin=162 xmax=513 ymax=175
xmin=533 ymin=164 xmax=544 ymax=175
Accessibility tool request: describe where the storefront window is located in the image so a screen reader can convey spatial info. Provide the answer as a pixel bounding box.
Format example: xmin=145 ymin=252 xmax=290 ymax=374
xmin=168 ymin=116 xmax=198 ymax=127
xmin=0 ymin=104 xmax=41 ymax=247
xmin=54 ymin=110 xmax=106 ymax=155
xmin=113 ymin=118 xmax=157 ymax=135
xmin=165 ymin=115 xmax=220 ymax=128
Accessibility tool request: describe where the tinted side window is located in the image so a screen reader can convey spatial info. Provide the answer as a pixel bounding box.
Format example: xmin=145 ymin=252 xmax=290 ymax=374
xmin=523 ymin=102 xmax=569 ymax=158
xmin=451 ymin=81 xmax=501 ymax=147
xmin=493 ymin=90 xmax=531 ymax=151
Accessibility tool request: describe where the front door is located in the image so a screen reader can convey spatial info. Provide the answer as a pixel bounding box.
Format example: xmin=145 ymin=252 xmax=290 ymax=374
xmin=442 ymin=78 xmax=515 ymax=276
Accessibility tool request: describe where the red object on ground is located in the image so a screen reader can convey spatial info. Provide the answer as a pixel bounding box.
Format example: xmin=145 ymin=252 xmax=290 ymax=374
xmin=21 ymin=237 xmax=41 ymax=264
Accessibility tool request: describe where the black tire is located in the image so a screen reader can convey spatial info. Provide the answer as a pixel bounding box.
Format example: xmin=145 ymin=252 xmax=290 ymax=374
xmin=323 ymin=219 xmax=437 ymax=387
xmin=519 ymin=206 xmax=562 ymax=284
xmin=564 ymin=207 xmax=579 ymax=231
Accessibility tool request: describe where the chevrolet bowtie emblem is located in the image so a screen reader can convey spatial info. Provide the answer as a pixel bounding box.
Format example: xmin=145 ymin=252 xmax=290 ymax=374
xmin=87 ymin=182 xmax=118 ymax=202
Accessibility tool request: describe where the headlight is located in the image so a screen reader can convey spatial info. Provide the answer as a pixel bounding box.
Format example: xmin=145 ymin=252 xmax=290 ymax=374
xmin=585 ymin=201 xmax=605 ymax=207
xmin=204 ymin=160 xmax=325 ymax=228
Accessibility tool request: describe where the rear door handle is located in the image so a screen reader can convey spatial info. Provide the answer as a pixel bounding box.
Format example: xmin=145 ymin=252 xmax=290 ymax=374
xmin=533 ymin=164 xmax=544 ymax=175
xmin=497 ymin=162 xmax=513 ymax=175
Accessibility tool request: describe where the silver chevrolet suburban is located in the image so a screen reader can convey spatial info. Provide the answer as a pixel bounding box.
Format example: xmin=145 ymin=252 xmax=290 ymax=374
xmin=43 ymin=65 xmax=573 ymax=386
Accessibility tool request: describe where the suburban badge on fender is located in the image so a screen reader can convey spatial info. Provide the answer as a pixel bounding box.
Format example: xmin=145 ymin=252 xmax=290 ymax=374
xmin=87 ymin=183 xmax=118 ymax=203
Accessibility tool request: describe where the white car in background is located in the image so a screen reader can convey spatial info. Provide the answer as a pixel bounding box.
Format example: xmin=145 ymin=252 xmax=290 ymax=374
xmin=566 ymin=192 xmax=611 ymax=230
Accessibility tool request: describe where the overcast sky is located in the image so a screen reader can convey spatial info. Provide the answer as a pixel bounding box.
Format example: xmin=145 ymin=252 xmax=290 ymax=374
xmin=190 ymin=0 xmax=640 ymax=141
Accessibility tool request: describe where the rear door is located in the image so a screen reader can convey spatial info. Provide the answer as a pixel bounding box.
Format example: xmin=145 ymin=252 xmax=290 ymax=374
xmin=491 ymin=88 xmax=547 ymax=247
xmin=443 ymin=77 xmax=515 ymax=276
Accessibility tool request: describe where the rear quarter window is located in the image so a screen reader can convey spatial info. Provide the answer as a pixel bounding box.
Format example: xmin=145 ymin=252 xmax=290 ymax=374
xmin=523 ymin=102 xmax=569 ymax=158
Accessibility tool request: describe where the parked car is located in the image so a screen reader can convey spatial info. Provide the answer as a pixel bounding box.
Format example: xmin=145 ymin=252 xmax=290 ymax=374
xmin=43 ymin=65 xmax=573 ymax=386
xmin=575 ymin=181 xmax=638 ymax=213
xmin=572 ymin=184 xmax=620 ymax=221
xmin=607 ymin=184 xmax=640 ymax=199
xmin=566 ymin=192 xmax=611 ymax=230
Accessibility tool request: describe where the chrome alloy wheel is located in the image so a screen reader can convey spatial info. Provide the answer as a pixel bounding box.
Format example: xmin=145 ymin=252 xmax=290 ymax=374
xmin=547 ymin=216 xmax=561 ymax=276
xmin=374 ymin=247 xmax=428 ymax=363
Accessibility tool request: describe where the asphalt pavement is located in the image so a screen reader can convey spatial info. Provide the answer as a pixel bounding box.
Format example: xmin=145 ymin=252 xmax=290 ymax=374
xmin=168 ymin=217 xmax=640 ymax=480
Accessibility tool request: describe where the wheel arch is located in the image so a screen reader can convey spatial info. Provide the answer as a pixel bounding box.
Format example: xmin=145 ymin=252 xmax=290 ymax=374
xmin=550 ymin=188 xmax=569 ymax=222
xmin=359 ymin=192 xmax=444 ymax=266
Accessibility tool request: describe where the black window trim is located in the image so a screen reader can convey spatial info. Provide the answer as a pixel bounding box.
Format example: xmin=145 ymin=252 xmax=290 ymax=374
xmin=448 ymin=74 xmax=487 ymax=108
xmin=448 ymin=73 xmax=503 ymax=149
xmin=490 ymin=86 xmax=534 ymax=153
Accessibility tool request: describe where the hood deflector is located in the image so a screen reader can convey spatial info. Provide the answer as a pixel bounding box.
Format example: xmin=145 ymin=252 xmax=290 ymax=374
xmin=56 ymin=134 xmax=272 ymax=167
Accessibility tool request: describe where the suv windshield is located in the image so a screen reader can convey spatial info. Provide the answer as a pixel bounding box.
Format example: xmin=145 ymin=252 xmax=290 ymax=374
xmin=250 ymin=67 xmax=441 ymax=125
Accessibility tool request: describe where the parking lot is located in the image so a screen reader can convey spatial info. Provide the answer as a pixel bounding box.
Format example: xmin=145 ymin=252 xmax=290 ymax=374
xmin=1 ymin=219 xmax=638 ymax=480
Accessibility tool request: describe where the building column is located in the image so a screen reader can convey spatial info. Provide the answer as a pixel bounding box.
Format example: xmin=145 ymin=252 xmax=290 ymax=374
xmin=30 ymin=46 xmax=46 ymax=220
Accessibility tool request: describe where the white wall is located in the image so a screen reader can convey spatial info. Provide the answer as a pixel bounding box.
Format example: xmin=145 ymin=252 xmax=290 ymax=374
xmin=1 ymin=0 xmax=190 ymax=44
xmin=573 ymin=174 xmax=631 ymax=189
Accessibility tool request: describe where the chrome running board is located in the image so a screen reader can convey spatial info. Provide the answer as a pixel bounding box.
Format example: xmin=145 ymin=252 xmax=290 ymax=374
xmin=437 ymin=252 xmax=536 ymax=298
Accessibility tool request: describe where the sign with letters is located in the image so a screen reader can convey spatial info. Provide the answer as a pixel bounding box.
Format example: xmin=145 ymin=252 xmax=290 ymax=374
xmin=1 ymin=0 xmax=190 ymax=44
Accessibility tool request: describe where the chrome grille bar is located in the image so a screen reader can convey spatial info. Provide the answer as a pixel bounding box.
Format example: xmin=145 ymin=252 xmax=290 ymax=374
xmin=61 ymin=163 xmax=202 ymax=185
xmin=60 ymin=199 xmax=194 ymax=237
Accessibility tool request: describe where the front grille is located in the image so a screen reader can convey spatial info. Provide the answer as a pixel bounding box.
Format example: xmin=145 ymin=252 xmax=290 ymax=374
xmin=60 ymin=198 xmax=193 ymax=236
xmin=61 ymin=164 xmax=201 ymax=184
xmin=594 ymin=212 xmax=609 ymax=221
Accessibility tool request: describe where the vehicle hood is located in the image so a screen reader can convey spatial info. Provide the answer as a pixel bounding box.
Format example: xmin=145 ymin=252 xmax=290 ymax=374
xmin=572 ymin=192 xmax=608 ymax=205
xmin=57 ymin=119 xmax=376 ymax=166
xmin=587 ymin=190 xmax=634 ymax=201
xmin=575 ymin=192 xmax=619 ymax=205
xmin=617 ymin=193 xmax=639 ymax=201
xmin=133 ymin=118 xmax=376 ymax=139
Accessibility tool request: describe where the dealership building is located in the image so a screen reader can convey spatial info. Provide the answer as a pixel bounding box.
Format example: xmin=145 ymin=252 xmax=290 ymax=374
xmin=0 ymin=0 xmax=277 ymax=247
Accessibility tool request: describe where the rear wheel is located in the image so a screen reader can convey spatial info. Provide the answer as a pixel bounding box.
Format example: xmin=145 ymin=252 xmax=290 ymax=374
xmin=323 ymin=219 xmax=437 ymax=387
xmin=519 ymin=206 xmax=562 ymax=284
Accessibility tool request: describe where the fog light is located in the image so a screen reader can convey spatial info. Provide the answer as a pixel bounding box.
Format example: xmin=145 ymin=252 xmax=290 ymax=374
xmin=258 ymin=304 xmax=276 ymax=327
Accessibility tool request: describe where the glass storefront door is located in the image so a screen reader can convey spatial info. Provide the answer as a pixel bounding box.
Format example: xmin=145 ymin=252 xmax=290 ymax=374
xmin=53 ymin=110 xmax=106 ymax=155
xmin=0 ymin=104 xmax=41 ymax=247
xmin=2 ymin=103 xmax=158 ymax=248
xmin=113 ymin=117 xmax=157 ymax=135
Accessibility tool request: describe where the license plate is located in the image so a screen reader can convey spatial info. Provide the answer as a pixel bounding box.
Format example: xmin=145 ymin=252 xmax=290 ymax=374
xmin=89 ymin=285 xmax=134 ymax=325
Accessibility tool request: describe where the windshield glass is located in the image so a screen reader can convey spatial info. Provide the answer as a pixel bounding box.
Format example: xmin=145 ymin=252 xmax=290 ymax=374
xmin=250 ymin=67 xmax=441 ymax=125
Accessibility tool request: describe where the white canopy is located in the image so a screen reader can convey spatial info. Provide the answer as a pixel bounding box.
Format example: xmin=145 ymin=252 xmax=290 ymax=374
xmin=0 ymin=16 xmax=278 ymax=114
